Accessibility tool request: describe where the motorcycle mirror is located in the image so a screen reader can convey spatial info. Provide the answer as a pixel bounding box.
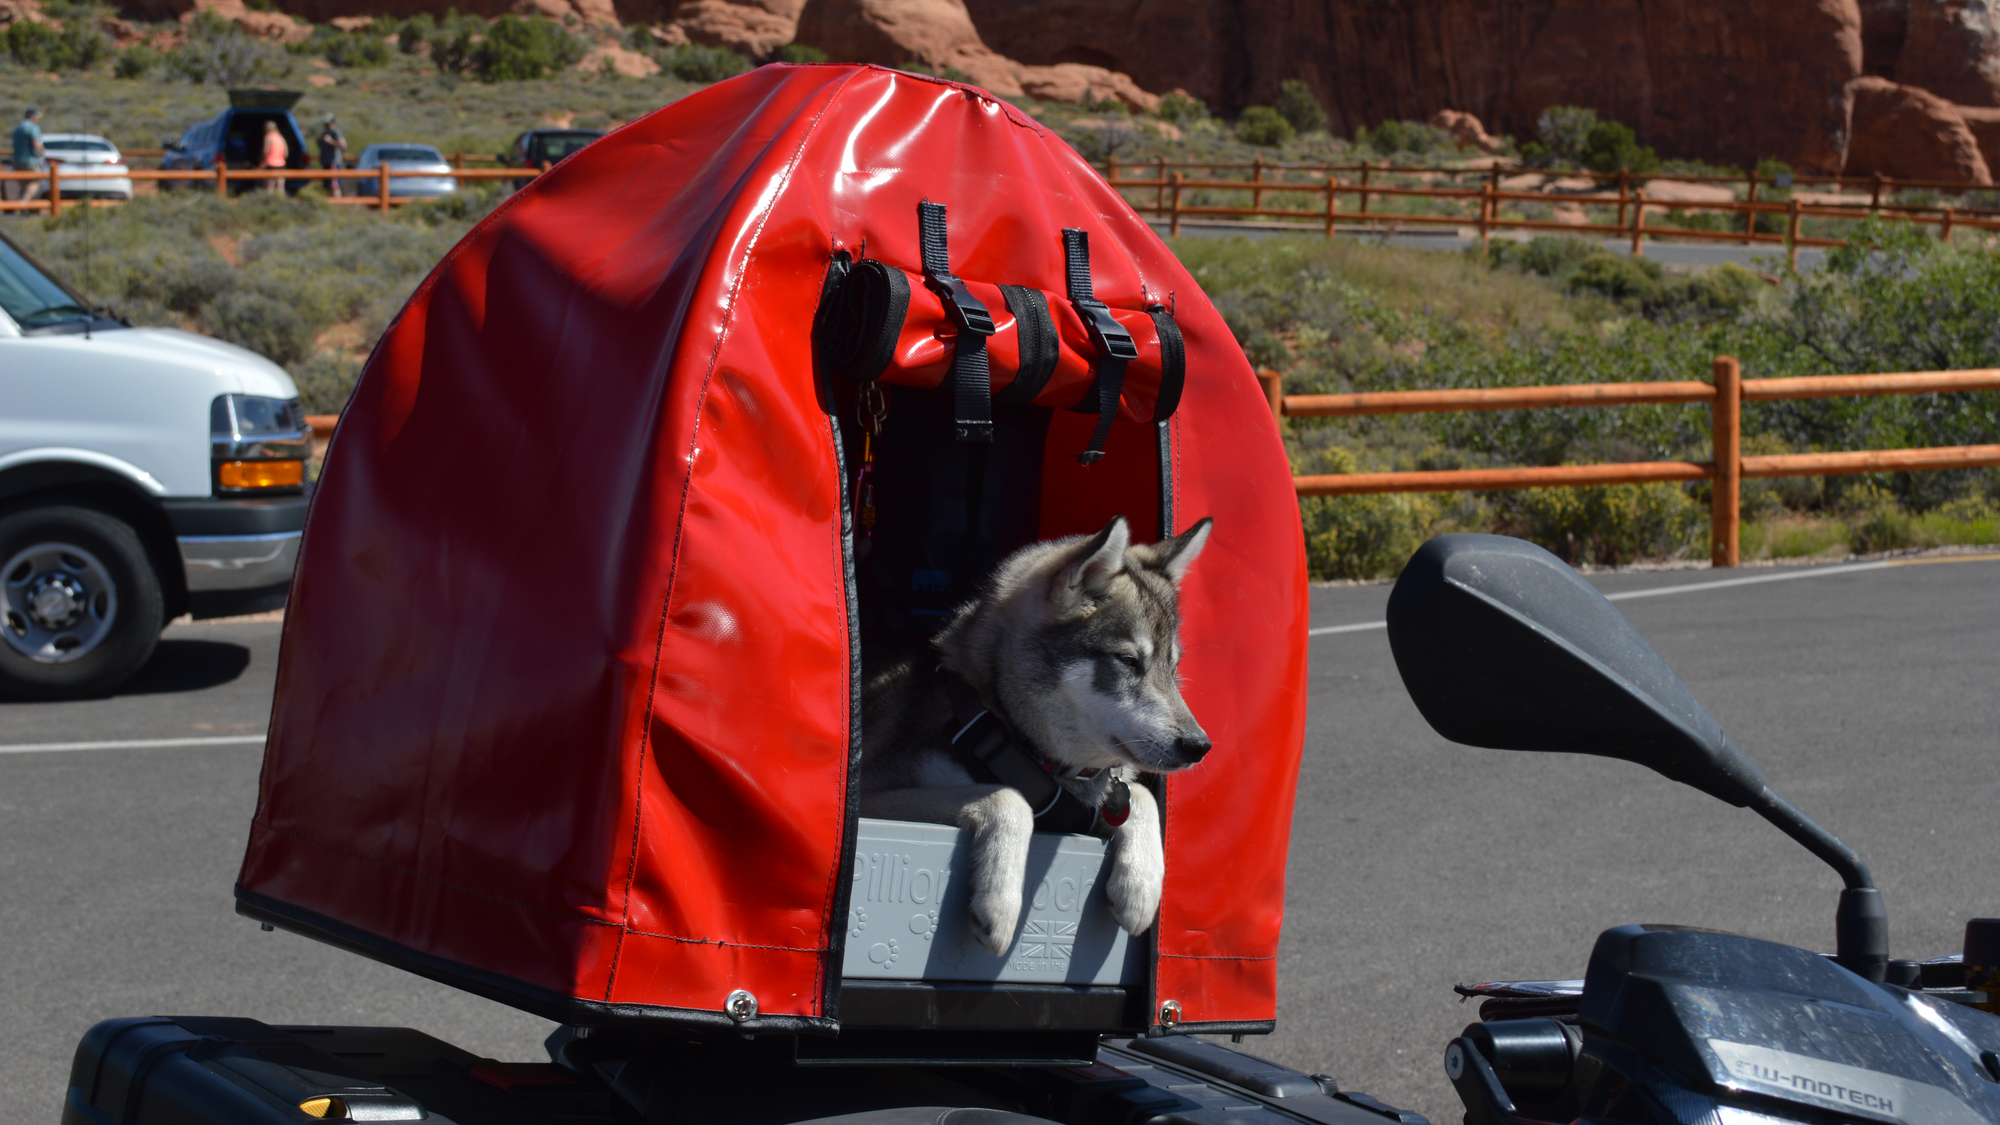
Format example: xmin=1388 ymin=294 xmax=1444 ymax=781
xmin=1386 ymin=534 xmax=1888 ymax=981
xmin=1385 ymin=534 xmax=1766 ymax=806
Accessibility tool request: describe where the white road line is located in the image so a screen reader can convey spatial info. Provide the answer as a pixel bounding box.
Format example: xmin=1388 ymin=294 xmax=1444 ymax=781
xmin=1308 ymin=560 xmax=1902 ymax=637
xmin=0 ymin=734 xmax=265 ymax=755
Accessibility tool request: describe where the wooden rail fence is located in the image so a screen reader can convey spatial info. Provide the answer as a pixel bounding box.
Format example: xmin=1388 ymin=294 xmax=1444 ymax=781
xmin=1108 ymin=158 xmax=2000 ymax=267
xmin=1257 ymin=360 xmax=2000 ymax=567
xmin=0 ymin=164 xmax=539 ymax=215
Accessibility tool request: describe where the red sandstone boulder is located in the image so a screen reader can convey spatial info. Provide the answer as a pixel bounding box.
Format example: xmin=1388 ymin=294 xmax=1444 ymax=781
xmin=662 ymin=0 xmax=802 ymax=57
xmin=1429 ymin=109 xmax=1504 ymax=153
xmin=1955 ymin=102 xmax=2000 ymax=172
xmin=1844 ymin=75 xmax=1992 ymax=182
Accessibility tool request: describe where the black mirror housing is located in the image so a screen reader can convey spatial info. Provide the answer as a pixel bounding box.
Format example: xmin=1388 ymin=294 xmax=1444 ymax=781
xmin=1386 ymin=534 xmax=1766 ymax=807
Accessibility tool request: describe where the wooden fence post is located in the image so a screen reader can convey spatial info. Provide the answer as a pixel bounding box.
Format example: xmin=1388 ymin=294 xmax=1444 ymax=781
xmin=1616 ymin=168 xmax=1629 ymax=228
xmin=214 ymin=162 xmax=227 ymax=198
xmin=1710 ymin=355 xmax=1742 ymax=568
xmin=1745 ymin=172 xmax=1759 ymax=238
xmin=1106 ymin=155 xmax=1119 ymax=188
xmin=1251 ymin=154 xmax=1265 ymax=214
xmin=1324 ymin=174 xmax=1339 ymax=238
xmin=1257 ymin=369 xmax=1284 ymax=423
xmin=1941 ymin=204 xmax=1956 ymax=243
xmin=378 ymin=163 xmax=392 ymax=213
xmin=1786 ymin=197 xmax=1803 ymax=270
xmin=47 ymin=165 xmax=60 ymax=216
xmin=1629 ymin=188 xmax=1646 ymax=257
xmin=1170 ymin=171 xmax=1183 ymax=237
xmin=1870 ymin=173 xmax=1885 ymax=211
xmin=1358 ymin=161 xmax=1371 ymax=216
xmin=1479 ymin=182 xmax=1494 ymax=251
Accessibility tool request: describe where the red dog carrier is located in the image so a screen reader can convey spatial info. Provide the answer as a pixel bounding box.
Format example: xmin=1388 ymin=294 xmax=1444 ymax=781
xmin=238 ymin=64 xmax=1307 ymax=1055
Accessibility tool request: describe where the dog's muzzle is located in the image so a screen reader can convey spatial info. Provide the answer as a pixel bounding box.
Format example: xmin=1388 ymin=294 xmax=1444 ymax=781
xmin=1169 ymin=734 xmax=1212 ymax=768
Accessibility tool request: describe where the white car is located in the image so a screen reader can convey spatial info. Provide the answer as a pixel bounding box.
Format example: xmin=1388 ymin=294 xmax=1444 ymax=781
xmin=353 ymin=143 xmax=458 ymax=198
xmin=0 ymin=228 xmax=308 ymax=699
xmin=42 ymin=134 xmax=134 ymax=201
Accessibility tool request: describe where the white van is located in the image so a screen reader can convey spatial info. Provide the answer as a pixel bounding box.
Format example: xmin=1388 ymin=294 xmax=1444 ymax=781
xmin=0 ymin=228 xmax=309 ymax=699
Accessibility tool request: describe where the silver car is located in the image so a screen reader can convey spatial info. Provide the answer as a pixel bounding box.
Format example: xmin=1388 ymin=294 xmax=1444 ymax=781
xmin=41 ymin=134 xmax=133 ymax=200
xmin=353 ymin=143 xmax=458 ymax=198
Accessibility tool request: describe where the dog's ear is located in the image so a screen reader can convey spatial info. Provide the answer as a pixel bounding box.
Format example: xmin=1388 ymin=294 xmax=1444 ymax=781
xmin=1052 ymin=516 xmax=1130 ymax=606
xmin=1150 ymin=517 xmax=1213 ymax=584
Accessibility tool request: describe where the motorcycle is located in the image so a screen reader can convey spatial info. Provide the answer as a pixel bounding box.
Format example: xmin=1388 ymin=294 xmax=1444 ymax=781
xmin=1389 ymin=534 xmax=2000 ymax=1125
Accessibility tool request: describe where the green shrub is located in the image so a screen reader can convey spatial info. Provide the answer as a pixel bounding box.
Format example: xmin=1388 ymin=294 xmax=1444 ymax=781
xmin=5 ymin=17 xmax=111 ymax=72
xmin=208 ymin=289 xmax=314 ymax=366
xmin=1642 ymin=261 xmax=1760 ymax=323
xmin=1495 ymin=480 xmax=1705 ymax=566
xmin=1155 ymin=90 xmax=1207 ymax=129
xmin=394 ymin=13 xmax=434 ymax=53
xmin=1533 ymin=105 xmax=1596 ymax=164
xmin=1356 ymin=119 xmax=1444 ymax=157
xmin=113 ymin=44 xmax=156 ymax=78
xmin=775 ymin=42 xmax=826 ymax=64
xmin=1276 ymin=79 xmax=1326 ymax=134
xmin=469 ymin=15 xmax=584 ymax=82
xmin=657 ymin=42 xmax=750 ymax=82
xmin=1578 ymin=119 xmax=1658 ymax=175
xmin=165 ymin=11 xmax=289 ymax=85
xmin=1235 ymin=105 xmax=1293 ymax=147
xmin=298 ymin=26 xmax=392 ymax=68
xmin=1564 ymin=252 xmax=1662 ymax=303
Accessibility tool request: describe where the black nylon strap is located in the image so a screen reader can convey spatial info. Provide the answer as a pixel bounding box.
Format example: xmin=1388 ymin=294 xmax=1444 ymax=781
xmin=1146 ymin=302 xmax=1186 ymax=422
xmin=938 ymin=669 xmax=1100 ymax=835
xmin=997 ymin=284 xmax=1058 ymax=404
xmin=1061 ymin=228 xmax=1137 ymax=464
xmin=812 ymin=254 xmax=910 ymax=383
xmin=919 ymin=201 xmax=995 ymax=443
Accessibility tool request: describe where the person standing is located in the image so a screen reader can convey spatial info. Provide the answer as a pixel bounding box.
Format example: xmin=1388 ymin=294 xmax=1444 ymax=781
xmin=317 ymin=112 xmax=347 ymax=199
xmin=261 ymin=120 xmax=288 ymax=194
xmin=12 ymin=106 xmax=46 ymax=206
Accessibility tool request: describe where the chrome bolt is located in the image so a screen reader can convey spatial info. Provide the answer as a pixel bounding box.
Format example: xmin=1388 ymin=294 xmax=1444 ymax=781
xmin=1158 ymin=999 xmax=1182 ymax=1028
xmin=26 ymin=573 xmax=85 ymax=629
xmin=725 ymin=989 xmax=758 ymax=1023
xmin=1444 ymin=1042 xmax=1466 ymax=1081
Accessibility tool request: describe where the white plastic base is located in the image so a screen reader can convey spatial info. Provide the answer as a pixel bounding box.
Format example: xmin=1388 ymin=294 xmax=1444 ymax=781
xmin=843 ymin=818 xmax=1143 ymax=986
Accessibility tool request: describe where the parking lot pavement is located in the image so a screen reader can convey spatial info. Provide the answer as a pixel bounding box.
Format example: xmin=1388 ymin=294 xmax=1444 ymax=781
xmin=3 ymin=555 xmax=1996 ymax=1123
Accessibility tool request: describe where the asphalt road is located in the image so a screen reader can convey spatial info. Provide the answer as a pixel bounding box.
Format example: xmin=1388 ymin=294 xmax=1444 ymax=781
xmin=3 ymin=554 xmax=1997 ymax=1123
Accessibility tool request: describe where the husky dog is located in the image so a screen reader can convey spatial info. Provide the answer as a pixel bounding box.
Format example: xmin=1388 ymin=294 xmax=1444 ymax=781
xmin=859 ymin=515 xmax=1214 ymax=955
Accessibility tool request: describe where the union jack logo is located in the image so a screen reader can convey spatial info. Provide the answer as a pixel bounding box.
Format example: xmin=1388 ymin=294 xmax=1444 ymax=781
xmin=1018 ymin=919 xmax=1077 ymax=961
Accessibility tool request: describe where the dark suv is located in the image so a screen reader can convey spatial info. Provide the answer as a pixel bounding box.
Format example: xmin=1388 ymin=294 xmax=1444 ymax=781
xmin=501 ymin=128 xmax=603 ymax=186
xmin=161 ymin=89 xmax=309 ymax=192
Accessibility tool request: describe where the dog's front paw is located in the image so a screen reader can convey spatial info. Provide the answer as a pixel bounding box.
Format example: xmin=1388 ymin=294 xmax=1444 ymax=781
xmin=967 ymin=885 xmax=1021 ymax=955
xmin=1104 ymin=846 xmax=1163 ymax=936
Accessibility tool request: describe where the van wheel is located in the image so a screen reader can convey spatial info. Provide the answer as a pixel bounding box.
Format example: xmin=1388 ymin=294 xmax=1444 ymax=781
xmin=0 ymin=506 xmax=164 ymax=700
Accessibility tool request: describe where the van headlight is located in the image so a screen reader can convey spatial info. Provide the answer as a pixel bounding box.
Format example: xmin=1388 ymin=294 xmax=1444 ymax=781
xmin=211 ymin=394 xmax=309 ymax=494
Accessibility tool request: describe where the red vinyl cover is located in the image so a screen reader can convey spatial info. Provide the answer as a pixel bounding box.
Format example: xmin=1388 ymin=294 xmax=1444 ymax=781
xmin=238 ymin=64 xmax=1308 ymax=1035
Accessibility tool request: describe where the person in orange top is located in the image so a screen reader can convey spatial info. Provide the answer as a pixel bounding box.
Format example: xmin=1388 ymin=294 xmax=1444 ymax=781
xmin=261 ymin=120 xmax=287 ymax=194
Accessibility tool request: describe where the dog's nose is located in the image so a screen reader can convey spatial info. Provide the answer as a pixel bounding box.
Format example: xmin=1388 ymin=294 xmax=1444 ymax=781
xmin=1174 ymin=735 xmax=1211 ymax=765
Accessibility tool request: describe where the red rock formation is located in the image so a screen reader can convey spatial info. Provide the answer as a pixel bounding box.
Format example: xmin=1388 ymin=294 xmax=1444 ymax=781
xmin=1430 ymin=109 xmax=1505 ymax=153
xmin=659 ymin=0 xmax=803 ymax=57
xmin=1844 ymin=75 xmax=1991 ymax=182
xmin=963 ymin=0 xmax=1865 ymax=173
xmin=1891 ymin=0 xmax=2000 ymax=105
xmin=1955 ymin=102 xmax=2000 ymax=172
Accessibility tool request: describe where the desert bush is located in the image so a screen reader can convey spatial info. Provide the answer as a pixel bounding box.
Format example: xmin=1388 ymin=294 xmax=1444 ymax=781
xmin=1565 ymin=252 xmax=1663 ymax=303
xmin=657 ymin=42 xmax=749 ymax=82
xmin=393 ymin=13 xmax=434 ymax=53
xmin=1276 ymin=79 xmax=1326 ymax=134
xmin=297 ymin=26 xmax=391 ymax=68
xmin=165 ymin=11 xmax=289 ymax=85
xmin=1235 ymin=105 xmax=1292 ymax=147
xmin=1494 ymin=480 xmax=1706 ymax=566
xmin=5 ymin=17 xmax=111 ymax=71
xmin=113 ymin=44 xmax=156 ymax=78
xmin=1578 ymin=119 xmax=1658 ymax=175
xmin=470 ymin=15 xmax=585 ymax=81
xmin=1155 ymin=91 xmax=1207 ymax=129
xmin=775 ymin=42 xmax=826 ymax=64
xmin=1356 ymin=119 xmax=1444 ymax=157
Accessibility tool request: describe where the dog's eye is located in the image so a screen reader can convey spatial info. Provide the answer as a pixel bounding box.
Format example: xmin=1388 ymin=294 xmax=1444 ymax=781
xmin=1116 ymin=653 xmax=1145 ymax=675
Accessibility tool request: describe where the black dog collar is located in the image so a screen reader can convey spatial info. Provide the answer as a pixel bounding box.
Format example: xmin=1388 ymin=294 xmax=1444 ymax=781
xmin=936 ymin=667 xmax=1131 ymax=833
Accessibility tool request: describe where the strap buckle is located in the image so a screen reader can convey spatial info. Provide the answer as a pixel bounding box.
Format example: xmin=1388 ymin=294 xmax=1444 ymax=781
xmin=928 ymin=272 xmax=996 ymax=338
xmin=1073 ymin=296 xmax=1137 ymax=362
